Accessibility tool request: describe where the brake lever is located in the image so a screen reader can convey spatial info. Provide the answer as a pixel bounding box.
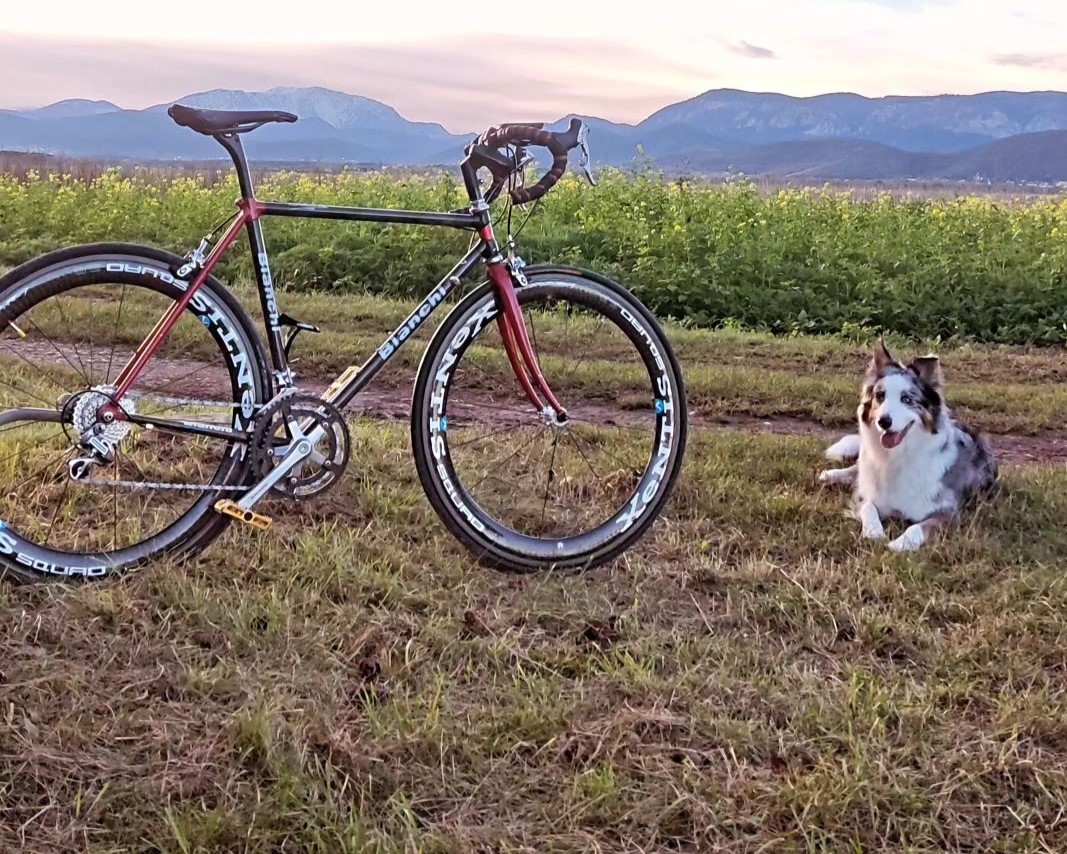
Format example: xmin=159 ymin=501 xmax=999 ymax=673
xmin=514 ymin=145 xmax=536 ymax=172
xmin=577 ymin=122 xmax=597 ymax=186
xmin=511 ymin=145 xmax=535 ymax=210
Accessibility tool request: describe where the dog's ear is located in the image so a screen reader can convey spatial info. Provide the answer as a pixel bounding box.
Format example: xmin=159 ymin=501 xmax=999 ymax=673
xmin=909 ymin=355 xmax=943 ymax=390
xmin=868 ymin=339 xmax=895 ymax=374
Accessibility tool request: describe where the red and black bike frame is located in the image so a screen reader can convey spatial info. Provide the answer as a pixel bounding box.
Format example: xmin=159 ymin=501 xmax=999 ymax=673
xmin=106 ymin=131 xmax=567 ymax=425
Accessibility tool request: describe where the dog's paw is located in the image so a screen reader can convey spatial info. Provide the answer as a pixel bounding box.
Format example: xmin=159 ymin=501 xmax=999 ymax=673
xmin=861 ymin=527 xmax=886 ymax=541
xmin=825 ymin=434 xmax=860 ymax=461
xmin=888 ymin=525 xmax=925 ymax=552
xmin=819 ymin=467 xmax=855 ymax=486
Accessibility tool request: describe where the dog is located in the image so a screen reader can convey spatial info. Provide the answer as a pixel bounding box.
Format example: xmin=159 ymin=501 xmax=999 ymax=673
xmin=819 ymin=340 xmax=997 ymax=552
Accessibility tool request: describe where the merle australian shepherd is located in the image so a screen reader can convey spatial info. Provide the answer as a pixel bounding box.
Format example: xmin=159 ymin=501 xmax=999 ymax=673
xmin=819 ymin=341 xmax=998 ymax=551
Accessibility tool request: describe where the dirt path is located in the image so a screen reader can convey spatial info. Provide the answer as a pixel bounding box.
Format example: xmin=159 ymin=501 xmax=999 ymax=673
xmin=6 ymin=342 xmax=1067 ymax=467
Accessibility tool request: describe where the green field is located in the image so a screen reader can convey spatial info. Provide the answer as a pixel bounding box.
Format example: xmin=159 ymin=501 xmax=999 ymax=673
xmin=2 ymin=168 xmax=1067 ymax=343
xmin=1 ymin=275 xmax=1067 ymax=851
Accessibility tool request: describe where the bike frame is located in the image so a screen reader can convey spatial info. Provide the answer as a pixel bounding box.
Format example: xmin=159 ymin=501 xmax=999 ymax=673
xmin=106 ymin=132 xmax=567 ymax=427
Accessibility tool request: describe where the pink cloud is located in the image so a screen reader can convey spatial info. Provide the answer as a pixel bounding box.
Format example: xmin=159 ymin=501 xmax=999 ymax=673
xmin=0 ymin=33 xmax=713 ymax=130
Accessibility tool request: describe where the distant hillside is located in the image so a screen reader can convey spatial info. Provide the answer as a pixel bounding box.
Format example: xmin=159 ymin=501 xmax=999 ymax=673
xmin=3 ymin=86 xmax=1067 ymax=181
xmin=935 ymin=131 xmax=1067 ymax=183
xmin=0 ymin=86 xmax=468 ymax=165
xmin=640 ymin=89 xmax=1067 ymax=152
xmin=28 ymin=99 xmax=121 ymax=119
xmin=658 ymin=131 xmax=1067 ymax=184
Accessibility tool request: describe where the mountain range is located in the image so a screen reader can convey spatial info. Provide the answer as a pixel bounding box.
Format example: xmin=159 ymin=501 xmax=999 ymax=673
xmin=2 ymin=86 xmax=1067 ymax=183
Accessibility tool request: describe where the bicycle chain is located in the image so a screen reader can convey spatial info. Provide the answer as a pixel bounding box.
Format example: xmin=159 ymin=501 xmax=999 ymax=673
xmin=125 ymin=392 xmax=261 ymax=410
xmin=82 ymin=477 xmax=246 ymax=492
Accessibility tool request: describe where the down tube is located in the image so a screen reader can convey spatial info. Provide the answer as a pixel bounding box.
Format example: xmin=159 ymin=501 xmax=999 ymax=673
xmin=325 ymin=245 xmax=485 ymax=411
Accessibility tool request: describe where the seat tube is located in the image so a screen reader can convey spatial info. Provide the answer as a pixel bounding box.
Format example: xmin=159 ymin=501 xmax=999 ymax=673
xmin=217 ymin=133 xmax=288 ymax=380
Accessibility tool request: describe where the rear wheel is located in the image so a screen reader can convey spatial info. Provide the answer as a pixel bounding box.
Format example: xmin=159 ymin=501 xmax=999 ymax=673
xmin=0 ymin=244 xmax=269 ymax=581
xmin=411 ymin=267 xmax=687 ymax=572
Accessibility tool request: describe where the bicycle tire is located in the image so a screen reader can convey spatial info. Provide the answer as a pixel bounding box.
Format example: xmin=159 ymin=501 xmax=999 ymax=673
xmin=410 ymin=265 xmax=687 ymax=573
xmin=0 ymin=243 xmax=270 ymax=582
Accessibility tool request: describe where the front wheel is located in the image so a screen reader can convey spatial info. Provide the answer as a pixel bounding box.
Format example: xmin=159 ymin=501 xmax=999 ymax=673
xmin=411 ymin=266 xmax=687 ymax=572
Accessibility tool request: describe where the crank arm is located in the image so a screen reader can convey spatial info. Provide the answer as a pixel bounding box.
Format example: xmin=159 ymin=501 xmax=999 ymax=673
xmin=125 ymin=412 xmax=249 ymax=443
xmin=237 ymin=436 xmax=313 ymax=510
xmin=0 ymin=407 xmax=64 ymax=429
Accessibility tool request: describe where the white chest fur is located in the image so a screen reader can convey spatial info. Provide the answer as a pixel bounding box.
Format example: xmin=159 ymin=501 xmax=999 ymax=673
xmin=856 ymin=424 xmax=956 ymax=521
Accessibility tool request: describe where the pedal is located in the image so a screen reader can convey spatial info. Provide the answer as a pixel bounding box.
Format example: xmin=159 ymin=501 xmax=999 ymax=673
xmin=214 ymin=499 xmax=272 ymax=531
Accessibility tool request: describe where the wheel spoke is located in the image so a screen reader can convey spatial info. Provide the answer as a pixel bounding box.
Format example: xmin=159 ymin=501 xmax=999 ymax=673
xmin=44 ymin=469 xmax=72 ymax=549
xmin=569 ymin=426 xmax=646 ymax=477
xmin=142 ymin=361 xmax=221 ymax=397
xmin=449 ymin=422 xmax=523 ymax=450
xmin=565 ymin=431 xmax=605 ymax=481
xmin=8 ymin=446 xmax=73 ymax=498
xmin=22 ymin=316 xmax=89 ymax=387
xmin=0 ymin=430 xmax=68 ymax=473
xmin=539 ymin=433 xmax=560 ymax=531
xmin=87 ymin=300 xmax=96 ymax=389
xmin=466 ymin=427 xmax=547 ymax=493
xmin=563 ymin=314 xmax=600 ymax=388
xmin=104 ymin=284 xmax=128 ymax=384
xmin=0 ymin=341 xmax=73 ymax=407
xmin=52 ymin=295 xmax=91 ymax=385
xmin=112 ymin=452 xmax=119 ymax=552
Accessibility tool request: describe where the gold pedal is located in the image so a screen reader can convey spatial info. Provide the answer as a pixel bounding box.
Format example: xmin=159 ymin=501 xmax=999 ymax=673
xmin=214 ymin=500 xmax=272 ymax=531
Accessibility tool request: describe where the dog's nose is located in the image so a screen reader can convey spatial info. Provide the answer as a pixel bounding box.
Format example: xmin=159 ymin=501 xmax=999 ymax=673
xmin=877 ymin=415 xmax=893 ymax=431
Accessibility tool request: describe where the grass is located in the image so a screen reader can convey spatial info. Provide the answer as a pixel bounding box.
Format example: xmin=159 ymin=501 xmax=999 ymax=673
xmin=1 ymin=290 xmax=1067 ymax=851
xmin=2 ymin=428 xmax=1067 ymax=852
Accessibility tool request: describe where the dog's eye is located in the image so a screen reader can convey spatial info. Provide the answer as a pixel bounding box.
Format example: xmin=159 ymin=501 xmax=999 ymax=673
xmin=875 ymin=390 xmax=886 ymax=403
xmin=901 ymin=394 xmax=913 ymax=406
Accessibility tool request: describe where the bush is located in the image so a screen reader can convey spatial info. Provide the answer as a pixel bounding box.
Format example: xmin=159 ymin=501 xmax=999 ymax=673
xmin=1 ymin=167 xmax=1066 ymax=344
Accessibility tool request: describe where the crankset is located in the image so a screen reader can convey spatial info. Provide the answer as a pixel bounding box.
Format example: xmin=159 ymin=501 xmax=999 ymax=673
xmin=214 ymin=391 xmax=350 ymax=530
xmin=250 ymin=390 xmax=351 ymax=501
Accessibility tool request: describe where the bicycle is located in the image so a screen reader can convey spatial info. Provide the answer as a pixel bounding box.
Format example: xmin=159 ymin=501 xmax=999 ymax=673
xmin=0 ymin=104 xmax=688 ymax=582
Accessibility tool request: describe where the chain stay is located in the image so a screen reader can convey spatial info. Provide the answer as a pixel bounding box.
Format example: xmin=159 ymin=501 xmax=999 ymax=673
xmin=73 ymin=389 xmax=312 ymax=493
xmin=77 ymin=393 xmax=254 ymax=491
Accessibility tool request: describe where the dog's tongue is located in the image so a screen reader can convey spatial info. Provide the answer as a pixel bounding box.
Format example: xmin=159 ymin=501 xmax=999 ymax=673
xmin=881 ymin=430 xmax=906 ymax=449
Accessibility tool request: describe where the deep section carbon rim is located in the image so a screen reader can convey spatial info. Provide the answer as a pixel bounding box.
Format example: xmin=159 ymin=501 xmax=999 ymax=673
xmin=414 ymin=272 xmax=686 ymax=570
xmin=0 ymin=251 xmax=265 ymax=578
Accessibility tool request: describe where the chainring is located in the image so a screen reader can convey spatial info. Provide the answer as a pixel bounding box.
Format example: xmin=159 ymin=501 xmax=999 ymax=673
xmin=251 ymin=390 xmax=350 ymax=500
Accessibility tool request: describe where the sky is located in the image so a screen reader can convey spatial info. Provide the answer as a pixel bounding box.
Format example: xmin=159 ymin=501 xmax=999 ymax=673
xmin=2 ymin=0 xmax=1066 ymax=132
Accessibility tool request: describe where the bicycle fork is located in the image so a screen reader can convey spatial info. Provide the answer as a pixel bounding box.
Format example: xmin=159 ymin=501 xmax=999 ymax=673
xmin=480 ymin=227 xmax=568 ymax=425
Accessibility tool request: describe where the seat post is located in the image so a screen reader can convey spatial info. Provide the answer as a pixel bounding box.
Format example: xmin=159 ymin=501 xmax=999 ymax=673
xmin=215 ymin=133 xmax=256 ymax=200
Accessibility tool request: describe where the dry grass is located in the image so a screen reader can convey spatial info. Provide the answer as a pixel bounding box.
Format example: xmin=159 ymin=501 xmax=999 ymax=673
xmin=2 ymin=291 xmax=1067 ymax=852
